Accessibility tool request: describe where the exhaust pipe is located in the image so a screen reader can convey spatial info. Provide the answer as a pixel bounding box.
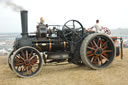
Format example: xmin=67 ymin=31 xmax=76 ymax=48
xmin=21 ymin=10 xmax=28 ymax=38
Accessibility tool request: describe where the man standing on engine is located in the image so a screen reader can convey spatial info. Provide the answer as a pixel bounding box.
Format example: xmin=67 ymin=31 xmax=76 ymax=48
xmin=88 ymin=19 xmax=104 ymax=33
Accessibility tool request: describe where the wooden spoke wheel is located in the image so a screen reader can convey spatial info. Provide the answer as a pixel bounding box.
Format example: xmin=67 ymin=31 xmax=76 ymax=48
xmin=80 ymin=33 xmax=115 ymax=69
xmin=11 ymin=46 xmax=43 ymax=77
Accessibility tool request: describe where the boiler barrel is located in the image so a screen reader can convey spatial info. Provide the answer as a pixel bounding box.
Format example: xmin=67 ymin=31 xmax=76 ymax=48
xmin=34 ymin=41 xmax=68 ymax=52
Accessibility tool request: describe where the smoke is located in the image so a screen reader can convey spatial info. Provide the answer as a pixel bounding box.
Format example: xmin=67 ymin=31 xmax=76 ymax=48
xmin=0 ymin=0 xmax=24 ymax=12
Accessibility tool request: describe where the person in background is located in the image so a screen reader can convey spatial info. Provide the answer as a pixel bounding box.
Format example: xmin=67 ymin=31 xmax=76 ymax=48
xmin=88 ymin=19 xmax=104 ymax=33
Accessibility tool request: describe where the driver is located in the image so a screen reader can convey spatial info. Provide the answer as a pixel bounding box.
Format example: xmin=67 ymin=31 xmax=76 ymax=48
xmin=36 ymin=17 xmax=48 ymax=37
xmin=88 ymin=19 xmax=104 ymax=33
xmin=37 ymin=17 xmax=48 ymax=28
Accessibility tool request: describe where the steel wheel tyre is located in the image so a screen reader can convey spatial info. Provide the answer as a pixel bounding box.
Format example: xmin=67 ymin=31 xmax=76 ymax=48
xmin=8 ymin=51 xmax=14 ymax=71
xmin=11 ymin=46 xmax=43 ymax=77
xmin=80 ymin=33 xmax=116 ymax=69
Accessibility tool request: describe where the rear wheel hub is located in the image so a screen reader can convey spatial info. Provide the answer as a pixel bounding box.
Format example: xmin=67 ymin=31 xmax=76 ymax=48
xmin=95 ymin=48 xmax=103 ymax=55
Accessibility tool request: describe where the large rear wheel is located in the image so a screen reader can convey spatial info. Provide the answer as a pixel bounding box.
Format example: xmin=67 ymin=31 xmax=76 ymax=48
xmin=80 ymin=33 xmax=115 ymax=69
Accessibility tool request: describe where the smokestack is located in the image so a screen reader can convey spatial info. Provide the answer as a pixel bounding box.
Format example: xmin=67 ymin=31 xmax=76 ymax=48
xmin=21 ymin=10 xmax=28 ymax=38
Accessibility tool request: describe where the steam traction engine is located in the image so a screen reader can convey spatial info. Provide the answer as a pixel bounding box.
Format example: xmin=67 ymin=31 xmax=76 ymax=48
xmin=8 ymin=10 xmax=123 ymax=77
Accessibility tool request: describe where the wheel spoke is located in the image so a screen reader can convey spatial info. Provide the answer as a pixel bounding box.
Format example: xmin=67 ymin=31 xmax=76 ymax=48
xmin=17 ymin=66 xmax=20 ymax=71
xmin=73 ymin=20 xmax=75 ymax=29
xmin=65 ymin=31 xmax=72 ymax=36
xmin=97 ymin=38 xmax=100 ymax=47
xmin=73 ymin=31 xmax=81 ymax=38
xmin=90 ymin=56 xmax=94 ymax=62
xmin=16 ymin=62 xmax=24 ymax=66
xmin=99 ymin=56 xmax=103 ymax=65
xmin=22 ymin=65 xmax=26 ymax=72
xmin=16 ymin=55 xmax=25 ymax=61
xmin=91 ymin=42 xmax=95 ymax=48
xmin=29 ymin=55 xmax=37 ymax=61
xmin=26 ymin=50 xmax=28 ymax=60
xmin=100 ymin=39 xmax=103 ymax=48
xmin=87 ymin=51 xmax=93 ymax=54
xmin=102 ymin=41 xmax=107 ymax=47
xmin=87 ymin=47 xmax=96 ymax=50
xmin=75 ymin=27 xmax=81 ymax=31
xmin=21 ymin=51 xmax=26 ymax=59
xmin=16 ymin=58 xmax=23 ymax=62
xmin=103 ymin=50 xmax=112 ymax=52
xmin=28 ymin=50 xmax=33 ymax=58
xmin=97 ymin=57 xmax=101 ymax=65
xmin=65 ymin=24 xmax=81 ymax=39
xmin=29 ymin=65 xmax=33 ymax=73
xmin=64 ymin=25 xmax=72 ymax=30
xmin=101 ymin=55 xmax=109 ymax=61
xmin=30 ymin=57 xmax=38 ymax=65
xmin=88 ymin=54 xmax=94 ymax=57
xmin=27 ymin=67 xmax=29 ymax=74
xmin=103 ymin=46 xmax=107 ymax=50
xmin=93 ymin=40 xmax=98 ymax=48
xmin=91 ymin=55 xmax=98 ymax=64
xmin=92 ymin=56 xmax=98 ymax=64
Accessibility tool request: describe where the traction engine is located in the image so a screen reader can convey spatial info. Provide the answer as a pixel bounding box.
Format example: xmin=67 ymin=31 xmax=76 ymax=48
xmin=8 ymin=10 xmax=123 ymax=77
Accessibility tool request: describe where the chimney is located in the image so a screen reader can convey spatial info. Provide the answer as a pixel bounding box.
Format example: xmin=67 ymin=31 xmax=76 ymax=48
xmin=21 ymin=10 xmax=28 ymax=38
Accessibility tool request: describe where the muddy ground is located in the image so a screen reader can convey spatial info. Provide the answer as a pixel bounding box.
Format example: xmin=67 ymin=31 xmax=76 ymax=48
xmin=0 ymin=48 xmax=128 ymax=85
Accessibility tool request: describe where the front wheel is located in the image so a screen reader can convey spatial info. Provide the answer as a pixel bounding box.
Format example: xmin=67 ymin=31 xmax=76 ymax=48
xmin=80 ymin=33 xmax=116 ymax=69
xmin=11 ymin=46 xmax=43 ymax=77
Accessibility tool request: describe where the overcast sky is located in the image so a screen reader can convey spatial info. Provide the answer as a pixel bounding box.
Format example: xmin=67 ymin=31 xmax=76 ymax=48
xmin=0 ymin=0 xmax=128 ymax=33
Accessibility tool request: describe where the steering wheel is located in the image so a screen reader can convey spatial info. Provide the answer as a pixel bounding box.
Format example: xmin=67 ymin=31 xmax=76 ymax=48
xmin=103 ymin=27 xmax=111 ymax=35
xmin=62 ymin=20 xmax=84 ymax=42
